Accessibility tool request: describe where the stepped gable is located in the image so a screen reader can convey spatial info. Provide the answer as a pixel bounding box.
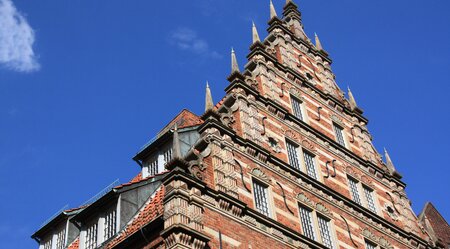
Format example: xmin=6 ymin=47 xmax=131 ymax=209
xmin=105 ymin=186 xmax=165 ymax=248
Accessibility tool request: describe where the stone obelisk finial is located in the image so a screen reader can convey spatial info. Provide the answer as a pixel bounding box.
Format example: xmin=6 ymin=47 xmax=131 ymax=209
xmin=205 ymin=81 xmax=214 ymax=112
xmin=252 ymin=21 xmax=261 ymax=44
xmin=270 ymin=0 xmax=278 ymax=19
xmin=231 ymin=47 xmax=240 ymax=73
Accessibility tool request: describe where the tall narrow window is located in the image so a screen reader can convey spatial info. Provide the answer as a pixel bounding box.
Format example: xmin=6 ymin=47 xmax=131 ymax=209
xmin=286 ymin=140 xmax=301 ymax=171
xmin=333 ymin=124 xmax=346 ymax=147
xmin=104 ymin=207 xmax=117 ymax=240
xmin=291 ymin=97 xmax=304 ymax=121
xmin=299 ymin=206 xmax=316 ymax=240
xmin=365 ymin=240 xmax=377 ymax=249
xmin=303 ymin=151 xmax=317 ymax=180
xmin=147 ymin=158 xmax=158 ymax=176
xmin=348 ymin=178 xmax=362 ymax=205
xmin=252 ymin=180 xmax=270 ymax=217
xmin=85 ymin=223 xmax=98 ymax=249
xmin=163 ymin=147 xmax=173 ymax=165
xmin=56 ymin=228 xmax=66 ymax=249
xmin=317 ymin=216 xmax=334 ymax=249
xmin=43 ymin=239 xmax=52 ymax=249
xmin=363 ymin=186 xmax=377 ymax=213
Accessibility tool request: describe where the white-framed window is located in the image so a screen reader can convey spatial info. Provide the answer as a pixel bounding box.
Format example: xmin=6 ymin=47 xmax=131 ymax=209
xmin=104 ymin=207 xmax=117 ymax=241
xmin=303 ymin=150 xmax=318 ymax=180
xmin=146 ymin=157 xmax=158 ymax=177
xmin=286 ymin=140 xmax=301 ymax=171
xmin=333 ymin=123 xmax=346 ymax=147
xmin=163 ymin=147 xmax=173 ymax=165
xmin=291 ymin=97 xmax=304 ymax=121
xmin=55 ymin=228 xmax=66 ymax=249
xmin=43 ymin=239 xmax=52 ymax=249
xmin=299 ymin=206 xmax=316 ymax=240
xmin=348 ymin=177 xmax=362 ymax=205
xmin=252 ymin=180 xmax=271 ymax=217
xmin=317 ymin=215 xmax=334 ymax=249
xmin=363 ymin=186 xmax=377 ymax=213
xmin=85 ymin=222 xmax=98 ymax=249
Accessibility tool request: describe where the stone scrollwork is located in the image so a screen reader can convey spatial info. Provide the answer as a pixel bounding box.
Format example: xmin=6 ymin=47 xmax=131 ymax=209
xmin=296 ymin=193 xmax=314 ymax=208
xmin=251 ymin=168 xmax=270 ymax=184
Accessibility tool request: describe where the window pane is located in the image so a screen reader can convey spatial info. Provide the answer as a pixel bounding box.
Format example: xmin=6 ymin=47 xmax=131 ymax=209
xmin=56 ymin=228 xmax=66 ymax=249
xmin=299 ymin=206 xmax=316 ymax=240
xmin=291 ymin=97 xmax=304 ymax=121
xmin=85 ymin=223 xmax=98 ymax=249
xmin=286 ymin=141 xmax=301 ymax=171
xmin=365 ymin=240 xmax=377 ymax=249
xmin=348 ymin=178 xmax=362 ymax=205
xmin=303 ymin=151 xmax=317 ymax=180
xmin=363 ymin=186 xmax=377 ymax=213
xmin=163 ymin=147 xmax=173 ymax=165
xmin=318 ymin=216 xmax=334 ymax=249
xmin=333 ymin=124 xmax=346 ymax=147
xmin=104 ymin=207 xmax=117 ymax=240
xmin=253 ymin=181 xmax=270 ymax=217
xmin=43 ymin=239 xmax=52 ymax=249
xmin=147 ymin=157 xmax=158 ymax=176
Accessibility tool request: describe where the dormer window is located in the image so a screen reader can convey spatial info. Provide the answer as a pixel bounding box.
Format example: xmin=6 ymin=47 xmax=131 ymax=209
xmin=43 ymin=239 xmax=52 ymax=249
xmin=55 ymin=228 xmax=66 ymax=249
xmin=85 ymin=222 xmax=98 ymax=249
xmin=104 ymin=207 xmax=117 ymax=241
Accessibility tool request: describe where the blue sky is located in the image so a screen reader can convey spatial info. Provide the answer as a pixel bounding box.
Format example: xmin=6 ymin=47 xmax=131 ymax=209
xmin=1 ymin=0 xmax=449 ymax=248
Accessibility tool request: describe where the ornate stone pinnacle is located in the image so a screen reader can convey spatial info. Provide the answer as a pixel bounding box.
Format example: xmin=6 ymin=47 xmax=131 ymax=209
xmin=231 ymin=47 xmax=240 ymax=73
xmin=173 ymin=123 xmax=181 ymax=158
xmin=205 ymin=81 xmax=214 ymax=112
xmin=347 ymin=87 xmax=358 ymax=110
xmin=315 ymin=32 xmax=323 ymax=51
xmin=252 ymin=21 xmax=260 ymax=43
xmin=270 ymin=0 xmax=278 ymax=19
xmin=384 ymin=148 xmax=398 ymax=175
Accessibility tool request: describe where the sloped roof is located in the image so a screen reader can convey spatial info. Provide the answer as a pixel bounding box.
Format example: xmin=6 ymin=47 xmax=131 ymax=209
xmin=157 ymin=109 xmax=203 ymax=137
xmin=105 ymin=186 xmax=165 ymax=248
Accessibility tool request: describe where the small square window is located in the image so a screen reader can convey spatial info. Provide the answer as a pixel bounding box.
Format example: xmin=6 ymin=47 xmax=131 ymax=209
xmin=348 ymin=177 xmax=362 ymax=205
xmin=299 ymin=206 xmax=316 ymax=240
xmin=286 ymin=140 xmax=301 ymax=171
xmin=291 ymin=97 xmax=304 ymax=121
xmin=303 ymin=150 xmax=317 ymax=180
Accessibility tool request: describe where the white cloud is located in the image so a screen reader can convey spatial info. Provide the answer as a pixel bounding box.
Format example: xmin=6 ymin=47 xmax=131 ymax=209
xmin=169 ymin=28 xmax=222 ymax=59
xmin=0 ymin=0 xmax=39 ymax=72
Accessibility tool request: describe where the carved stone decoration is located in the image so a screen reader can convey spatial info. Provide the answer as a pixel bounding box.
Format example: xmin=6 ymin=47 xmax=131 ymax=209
xmin=239 ymin=99 xmax=264 ymax=146
xmin=330 ymin=114 xmax=344 ymax=126
xmin=163 ymin=180 xmax=209 ymax=249
xmin=361 ymin=175 xmax=375 ymax=189
xmin=251 ymin=168 xmax=270 ymax=184
xmin=316 ymin=203 xmax=332 ymax=217
xmin=379 ymin=237 xmax=394 ymax=249
xmin=296 ymin=193 xmax=314 ymax=207
xmin=301 ymin=139 xmax=317 ymax=153
xmin=384 ymin=203 xmax=399 ymax=221
xmin=283 ymin=129 xmax=298 ymax=141
xmin=362 ymin=228 xmax=378 ymax=242
xmin=289 ymin=87 xmax=304 ymax=100
xmin=211 ymin=141 xmax=239 ymax=199
xmin=345 ymin=165 xmax=361 ymax=181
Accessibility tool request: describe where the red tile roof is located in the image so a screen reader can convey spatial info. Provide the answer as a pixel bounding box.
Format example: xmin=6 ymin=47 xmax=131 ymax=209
xmin=157 ymin=109 xmax=203 ymax=137
xmin=105 ymin=186 xmax=165 ymax=248
xmin=67 ymin=237 xmax=79 ymax=249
